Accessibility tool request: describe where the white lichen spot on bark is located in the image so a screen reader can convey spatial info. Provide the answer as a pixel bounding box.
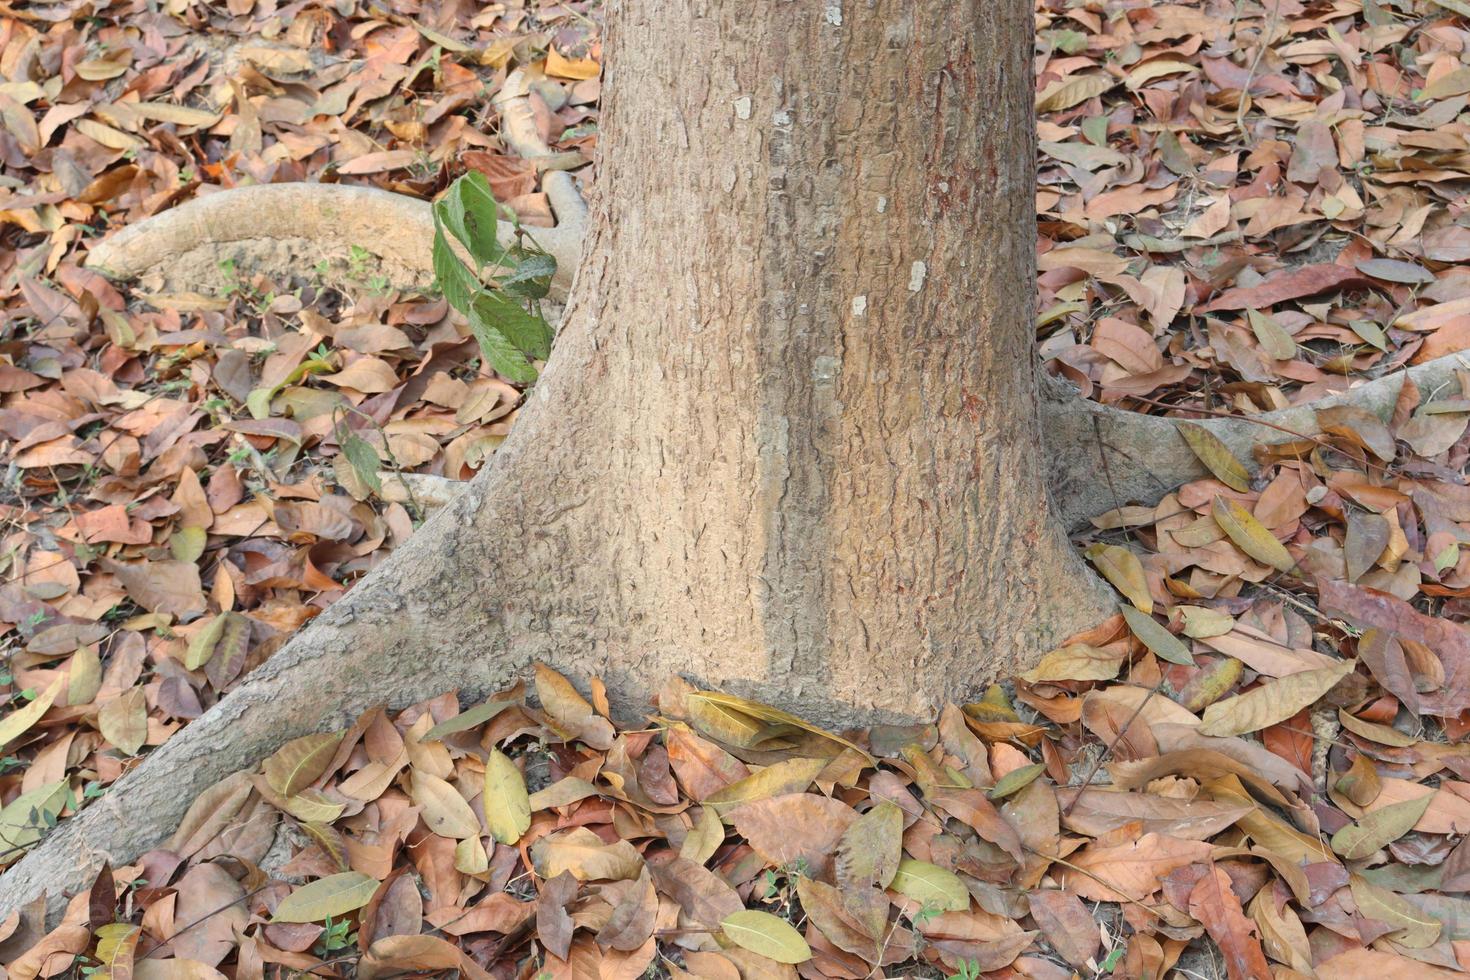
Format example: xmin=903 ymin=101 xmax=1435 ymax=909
xmin=851 ymin=295 xmax=867 ymax=317
xmin=733 ymin=96 xmax=752 ymax=120
xmin=812 ymin=355 xmax=840 ymax=383
xmin=908 ymin=260 xmax=928 ymax=292
xmin=824 ymin=1 xmax=842 ymax=26
xmin=877 ymin=196 xmax=888 ymax=213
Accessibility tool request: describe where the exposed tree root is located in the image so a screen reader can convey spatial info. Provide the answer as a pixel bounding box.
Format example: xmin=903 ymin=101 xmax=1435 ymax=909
xmin=1 ymin=247 xmax=1112 ymax=922
xmin=1043 ymin=353 xmax=1470 ymax=530
xmin=33 ymin=62 xmax=1469 ymax=925
xmin=84 ymin=70 xmax=588 ymax=300
xmin=88 ymin=175 xmax=1465 ymax=533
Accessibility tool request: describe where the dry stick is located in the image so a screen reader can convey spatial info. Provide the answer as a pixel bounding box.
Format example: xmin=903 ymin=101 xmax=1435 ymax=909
xmin=1060 ymin=677 xmax=1166 ymax=818
xmin=1030 ymin=849 xmax=1163 ymax=920
xmin=1235 ymin=0 xmax=1284 ymax=136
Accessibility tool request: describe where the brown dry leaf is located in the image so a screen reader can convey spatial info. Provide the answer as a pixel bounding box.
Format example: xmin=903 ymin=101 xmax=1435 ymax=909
xmin=1187 ymin=865 xmax=1271 ymax=980
xmin=1059 ymin=833 xmax=1211 ymax=902
xmin=727 ymin=793 xmax=857 ymax=878
xmin=1025 ymin=889 xmax=1097 ymax=969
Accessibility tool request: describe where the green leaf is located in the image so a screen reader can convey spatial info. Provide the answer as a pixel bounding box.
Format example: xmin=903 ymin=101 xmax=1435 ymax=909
xmin=1120 ymin=604 xmax=1195 ymax=666
xmin=271 ymin=871 xmax=379 ymax=923
xmin=423 ymin=699 xmax=516 ymax=741
xmin=483 ymin=748 xmax=532 ymax=845
xmin=889 ymin=859 xmax=969 ymax=912
xmin=986 ymin=763 xmax=1045 ymax=800
xmin=0 ymin=780 xmax=68 ymax=862
xmin=719 ymin=910 xmax=812 ymax=964
xmin=432 ymin=224 xmax=481 ymax=314
xmin=435 ymin=172 xmax=506 ymax=268
xmin=499 ymin=250 xmax=557 ymax=300
xmin=341 ymin=433 xmax=381 ymax=495
xmin=470 ymin=289 xmax=552 ymax=362
xmin=466 ymin=303 xmax=538 ymax=383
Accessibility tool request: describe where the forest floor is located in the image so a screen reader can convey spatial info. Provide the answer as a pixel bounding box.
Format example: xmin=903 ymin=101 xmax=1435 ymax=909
xmin=4 ymin=0 xmax=1470 ymax=977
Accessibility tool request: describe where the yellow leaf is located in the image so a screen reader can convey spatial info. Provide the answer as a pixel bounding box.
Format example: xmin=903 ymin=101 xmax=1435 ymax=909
xmin=1331 ymin=794 xmax=1433 ymax=860
xmin=483 ymin=748 xmax=531 ymax=844
xmin=262 ymin=731 xmax=342 ymax=797
xmin=1035 ymin=74 xmax=1117 ymax=112
xmin=720 ymin=910 xmax=811 ymax=964
xmin=1020 ymin=644 xmax=1124 ymax=684
xmin=0 ymin=677 xmax=63 ymax=749
xmin=0 ymin=780 xmax=68 ymax=862
xmin=686 ymin=691 xmax=870 ymax=760
xmin=1125 ymin=59 xmax=1198 ymax=90
xmin=98 ymin=686 xmax=148 ymax=755
xmin=1084 ymin=543 xmax=1152 ymax=613
xmin=1177 ymin=423 xmax=1251 ymax=493
xmin=1212 ymin=496 xmax=1295 ymax=572
xmin=545 ymin=47 xmax=600 ymax=80
xmin=1199 ymin=660 xmax=1355 ymax=737
xmin=703 ymin=757 xmax=829 ymax=813
xmin=271 ymin=871 xmax=379 ymax=923
xmin=133 ymin=103 xmax=222 ymax=127
xmin=889 ymin=859 xmax=969 ymax=911
xmin=1247 ymin=309 xmax=1296 ymax=361
xmin=1349 ymin=874 xmax=1440 ymax=947
xmin=411 ymin=770 xmax=480 ymax=840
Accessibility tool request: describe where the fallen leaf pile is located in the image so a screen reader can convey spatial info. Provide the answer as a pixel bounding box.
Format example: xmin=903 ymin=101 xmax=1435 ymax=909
xmin=1037 ymin=0 xmax=1470 ymax=412
xmin=0 ymin=0 xmax=599 ymax=867
xmin=7 ymin=0 xmax=1470 ymax=976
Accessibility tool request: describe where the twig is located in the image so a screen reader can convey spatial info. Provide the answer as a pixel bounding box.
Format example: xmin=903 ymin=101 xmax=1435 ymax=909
xmin=1060 ymin=678 xmax=1165 ymax=817
xmin=1030 ymin=849 xmax=1163 ymax=919
xmin=1235 ymin=0 xmax=1284 ymax=137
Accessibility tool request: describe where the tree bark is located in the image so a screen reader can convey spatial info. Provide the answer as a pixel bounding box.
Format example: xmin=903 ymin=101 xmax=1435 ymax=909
xmin=0 ymin=0 xmax=1113 ymax=917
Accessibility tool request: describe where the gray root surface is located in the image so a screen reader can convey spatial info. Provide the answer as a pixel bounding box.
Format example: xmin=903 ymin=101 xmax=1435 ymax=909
xmin=1043 ymin=353 xmax=1470 ymax=530
xmin=84 ymin=69 xmax=588 ymax=300
xmin=4 ymin=0 xmax=1462 ymax=923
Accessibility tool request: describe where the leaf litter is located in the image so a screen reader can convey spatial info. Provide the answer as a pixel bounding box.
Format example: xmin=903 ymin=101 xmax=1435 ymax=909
xmin=4 ymin=0 xmax=1470 ymax=976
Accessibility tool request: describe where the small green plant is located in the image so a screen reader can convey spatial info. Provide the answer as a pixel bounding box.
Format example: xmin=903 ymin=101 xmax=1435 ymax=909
xmin=430 ymin=171 xmax=555 ymax=383
xmin=1098 ymin=943 xmax=1126 ymax=972
xmin=312 ymin=916 xmax=356 ymax=958
xmin=946 ymin=961 xmax=981 ymax=980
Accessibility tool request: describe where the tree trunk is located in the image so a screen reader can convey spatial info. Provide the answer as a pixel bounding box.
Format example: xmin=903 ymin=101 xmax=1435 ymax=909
xmin=0 ymin=0 xmax=1111 ymax=918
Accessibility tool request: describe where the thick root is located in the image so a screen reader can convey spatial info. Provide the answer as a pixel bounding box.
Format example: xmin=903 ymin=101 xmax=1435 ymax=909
xmin=1043 ymin=353 xmax=1470 ymax=530
xmin=85 ymin=69 xmax=587 ymax=300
